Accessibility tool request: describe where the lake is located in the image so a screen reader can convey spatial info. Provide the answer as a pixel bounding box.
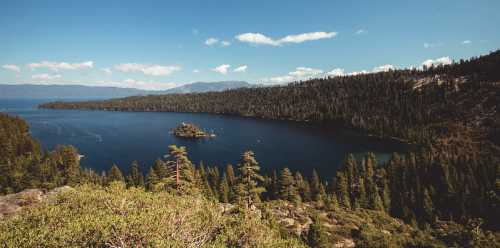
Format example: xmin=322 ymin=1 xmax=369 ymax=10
xmin=1 ymin=99 xmax=410 ymax=178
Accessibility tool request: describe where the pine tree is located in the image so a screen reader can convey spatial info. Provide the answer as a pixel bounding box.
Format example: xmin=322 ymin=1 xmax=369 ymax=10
xmin=295 ymin=171 xmax=312 ymax=202
xmin=126 ymin=161 xmax=144 ymax=188
xmin=336 ymin=171 xmax=351 ymax=209
xmin=279 ymin=168 xmax=301 ymax=204
xmin=311 ymin=169 xmax=321 ymax=201
xmin=225 ymin=164 xmax=236 ymax=186
xmin=344 ymin=154 xmax=358 ymax=201
xmin=235 ymin=150 xmax=265 ymax=208
xmin=152 ymin=159 xmax=167 ymax=179
xmin=219 ymin=173 xmax=230 ymax=203
xmin=307 ymin=214 xmax=329 ymax=248
xmin=107 ymin=164 xmax=124 ymax=183
xmin=168 ymin=145 xmax=196 ymax=193
xmin=269 ymin=170 xmax=280 ymax=200
xmin=146 ymin=167 xmax=159 ymax=191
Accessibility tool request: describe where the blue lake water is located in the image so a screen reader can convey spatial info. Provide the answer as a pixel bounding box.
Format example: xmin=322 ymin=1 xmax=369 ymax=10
xmin=1 ymin=99 xmax=410 ymax=178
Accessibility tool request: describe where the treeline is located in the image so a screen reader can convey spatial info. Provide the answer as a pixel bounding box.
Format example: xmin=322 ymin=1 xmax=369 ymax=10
xmin=0 ymin=113 xmax=83 ymax=193
xmin=114 ymin=147 xmax=498 ymax=230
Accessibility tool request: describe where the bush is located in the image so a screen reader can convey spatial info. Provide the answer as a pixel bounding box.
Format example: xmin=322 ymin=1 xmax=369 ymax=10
xmin=0 ymin=182 xmax=306 ymax=247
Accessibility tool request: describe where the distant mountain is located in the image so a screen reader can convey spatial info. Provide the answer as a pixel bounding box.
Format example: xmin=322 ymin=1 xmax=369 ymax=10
xmin=163 ymin=81 xmax=252 ymax=94
xmin=0 ymin=81 xmax=251 ymax=99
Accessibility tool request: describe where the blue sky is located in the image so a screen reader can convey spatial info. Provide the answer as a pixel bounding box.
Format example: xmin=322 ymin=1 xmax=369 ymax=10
xmin=1 ymin=0 xmax=499 ymax=90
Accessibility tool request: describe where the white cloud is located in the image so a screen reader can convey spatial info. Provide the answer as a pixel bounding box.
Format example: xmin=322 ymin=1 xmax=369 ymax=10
xmin=32 ymin=73 xmax=62 ymax=81
xmin=263 ymin=75 xmax=295 ymax=84
xmin=235 ymin=33 xmax=279 ymax=46
xmin=212 ymin=64 xmax=231 ymax=75
xmin=101 ymin=68 xmax=112 ymax=75
xmin=289 ymin=67 xmax=323 ymax=77
xmin=193 ymin=69 xmax=200 ymax=73
xmin=261 ymin=67 xmax=323 ymax=84
xmin=205 ymin=37 xmax=218 ymax=45
xmin=348 ymin=70 xmax=369 ymax=76
xmin=372 ymin=64 xmax=395 ymax=72
xmin=28 ymin=61 xmax=93 ymax=71
xmin=355 ymin=29 xmax=365 ymax=35
xmin=114 ymin=63 xmax=181 ymax=76
xmin=423 ymin=42 xmax=444 ymax=48
xmin=234 ymin=65 xmax=248 ymax=72
xmin=326 ymin=68 xmax=345 ymax=77
xmin=221 ymin=40 xmax=231 ymax=47
xmin=422 ymin=57 xmax=452 ymax=68
xmin=2 ymin=64 xmax=21 ymax=73
xmin=279 ymin=32 xmax=337 ymax=44
xmin=236 ymin=31 xmax=337 ymax=46
xmin=461 ymin=40 xmax=471 ymax=45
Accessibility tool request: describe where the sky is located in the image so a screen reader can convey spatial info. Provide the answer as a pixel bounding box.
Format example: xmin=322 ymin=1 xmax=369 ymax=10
xmin=1 ymin=0 xmax=499 ymax=90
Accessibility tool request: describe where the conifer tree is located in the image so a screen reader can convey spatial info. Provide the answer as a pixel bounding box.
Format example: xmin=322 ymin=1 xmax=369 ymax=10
xmin=279 ymin=168 xmax=301 ymax=204
xmin=152 ymin=159 xmax=167 ymax=179
xmin=307 ymin=214 xmax=329 ymax=248
xmin=269 ymin=170 xmax=280 ymax=200
xmin=225 ymin=164 xmax=236 ymax=186
xmin=311 ymin=169 xmax=321 ymax=201
xmin=336 ymin=171 xmax=351 ymax=209
xmin=146 ymin=167 xmax=159 ymax=191
xmin=107 ymin=164 xmax=124 ymax=183
xmin=235 ymin=150 xmax=265 ymax=208
xmin=168 ymin=145 xmax=196 ymax=193
xmin=126 ymin=161 xmax=144 ymax=188
xmin=219 ymin=173 xmax=230 ymax=203
xmin=295 ymin=171 xmax=312 ymax=202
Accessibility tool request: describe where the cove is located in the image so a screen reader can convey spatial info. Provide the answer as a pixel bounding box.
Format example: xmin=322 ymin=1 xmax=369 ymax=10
xmin=1 ymin=99 xmax=411 ymax=178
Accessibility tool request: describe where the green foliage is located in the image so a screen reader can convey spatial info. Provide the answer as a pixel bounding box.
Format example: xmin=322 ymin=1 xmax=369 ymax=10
xmin=235 ymin=151 xmax=266 ymax=208
xmin=307 ymin=214 xmax=329 ymax=248
xmin=0 ymin=113 xmax=82 ymax=194
xmin=0 ymin=183 xmax=306 ymax=247
xmin=107 ymin=164 xmax=125 ymax=183
xmin=279 ymin=168 xmax=301 ymax=204
xmin=126 ymin=161 xmax=144 ymax=188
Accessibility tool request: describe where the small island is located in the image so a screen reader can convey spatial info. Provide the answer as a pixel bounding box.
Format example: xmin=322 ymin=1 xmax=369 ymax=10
xmin=173 ymin=122 xmax=215 ymax=139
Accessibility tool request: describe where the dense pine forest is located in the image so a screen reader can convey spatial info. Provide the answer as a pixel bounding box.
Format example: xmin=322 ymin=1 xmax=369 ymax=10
xmin=2 ymin=51 xmax=499 ymax=246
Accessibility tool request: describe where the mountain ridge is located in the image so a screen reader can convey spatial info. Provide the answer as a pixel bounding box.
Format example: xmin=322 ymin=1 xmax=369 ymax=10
xmin=0 ymin=81 xmax=252 ymax=99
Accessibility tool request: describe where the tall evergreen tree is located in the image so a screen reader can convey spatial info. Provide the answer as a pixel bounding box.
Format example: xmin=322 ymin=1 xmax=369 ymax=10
xmin=126 ymin=161 xmax=144 ymax=188
xmin=225 ymin=164 xmax=236 ymax=186
xmin=336 ymin=171 xmax=351 ymax=209
xmin=279 ymin=168 xmax=301 ymax=204
xmin=235 ymin=151 xmax=265 ymax=208
xmin=168 ymin=145 xmax=196 ymax=193
xmin=107 ymin=164 xmax=124 ymax=183
xmin=295 ymin=171 xmax=312 ymax=202
xmin=146 ymin=167 xmax=159 ymax=191
xmin=219 ymin=173 xmax=230 ymax=203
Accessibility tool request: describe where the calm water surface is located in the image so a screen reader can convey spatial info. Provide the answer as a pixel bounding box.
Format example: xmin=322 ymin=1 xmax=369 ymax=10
xmin=1 ymin=99 xmax=410 ymax=178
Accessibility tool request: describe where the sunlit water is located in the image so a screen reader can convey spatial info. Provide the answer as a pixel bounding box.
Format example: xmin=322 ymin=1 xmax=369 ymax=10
xmin=1 ymin=99 xmax=410 ymax=178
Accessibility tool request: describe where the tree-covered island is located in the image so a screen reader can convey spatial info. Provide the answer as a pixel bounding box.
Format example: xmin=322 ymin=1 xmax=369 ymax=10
xmin=173 ymin=122 xmax=215 ymax=138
